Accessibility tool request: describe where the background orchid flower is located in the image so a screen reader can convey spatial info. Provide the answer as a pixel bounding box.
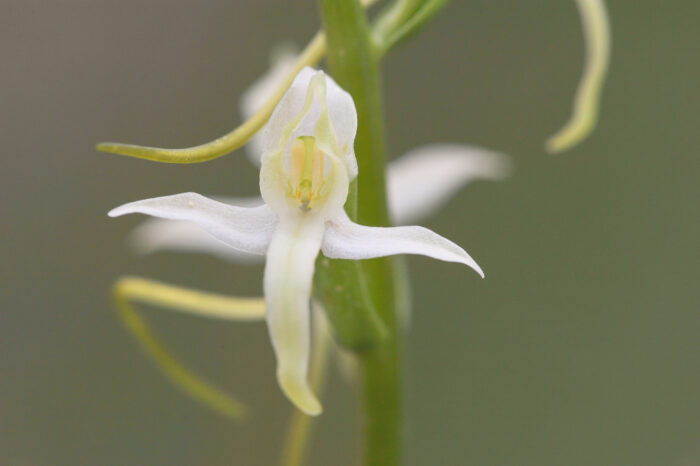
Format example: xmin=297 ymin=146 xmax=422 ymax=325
xmin=109 ymin=67 xmax=485 ymax=415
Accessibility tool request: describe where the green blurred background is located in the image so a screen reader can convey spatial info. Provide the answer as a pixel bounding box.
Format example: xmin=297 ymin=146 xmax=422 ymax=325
xmin=1 ymin=1 xmax=698 ymax=465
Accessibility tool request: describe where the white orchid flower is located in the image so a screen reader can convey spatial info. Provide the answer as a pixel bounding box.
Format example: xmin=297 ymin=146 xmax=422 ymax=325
xmin=130 ymin=49 xmax=510 ymax=263
xmin=110 ymin=68 xmax=485 ymax=415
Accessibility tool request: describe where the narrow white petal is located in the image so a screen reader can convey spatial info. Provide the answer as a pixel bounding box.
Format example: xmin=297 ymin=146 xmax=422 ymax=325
xmin=387 ymin=144 xmax=511 ymax=224
xmin=324 ymin=75 xmax=358 ymax=179
xmin=126 ymin=196 xmax=265 ymax=263
xmin=264 ymin=214 xmax=326 ymax=415
xmin=109 ymin=193 xmax=277 ymax=255
xmin=322 ymin=211 xmax=484 ymax=277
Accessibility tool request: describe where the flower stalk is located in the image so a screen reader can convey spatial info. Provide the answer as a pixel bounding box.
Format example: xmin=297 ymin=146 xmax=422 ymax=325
xmin=318 ymin=0 xmax=402 ymax=464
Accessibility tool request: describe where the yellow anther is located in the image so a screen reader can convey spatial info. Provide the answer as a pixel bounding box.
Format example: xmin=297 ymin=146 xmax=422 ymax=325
xmin=289 ymin=136 xmax=325 ymax=209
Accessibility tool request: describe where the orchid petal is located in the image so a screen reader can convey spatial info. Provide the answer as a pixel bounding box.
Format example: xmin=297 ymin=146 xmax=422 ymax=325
xmin=240 ymin=45 xmax=299 ymax=166
xmin=387 ymin=144 xmax=511 ymax=225
xmin=261 ymin=67 xmax=357 ymax=180
xmin=109 ymin=193 xmax=276 ymax=255
xmin=264 ymin=214 xmax=326 ymax=415
xmin=322 ymin=211 xmax=484 ymax=277
xmin=127 ymin=196 xmax=265 ymax=263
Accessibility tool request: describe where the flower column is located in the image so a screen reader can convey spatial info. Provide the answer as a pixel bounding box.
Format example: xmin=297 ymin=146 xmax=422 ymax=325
xmin=318 ymin=1 xmax=402 ymax=465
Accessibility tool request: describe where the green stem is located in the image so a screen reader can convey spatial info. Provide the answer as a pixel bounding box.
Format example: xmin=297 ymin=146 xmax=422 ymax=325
xmin=318 ymin=1 xmax=401 ymax=465
xmin=372 ymin=0 xmax=425 ymax=43
xmin=375 ymin=0 xmax=452 ymax=55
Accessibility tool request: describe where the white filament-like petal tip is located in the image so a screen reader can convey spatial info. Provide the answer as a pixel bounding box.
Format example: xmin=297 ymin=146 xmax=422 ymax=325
xmin=108 ymin=205 xmax=129 ymax=217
